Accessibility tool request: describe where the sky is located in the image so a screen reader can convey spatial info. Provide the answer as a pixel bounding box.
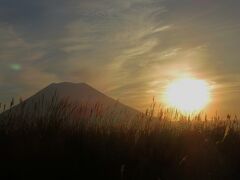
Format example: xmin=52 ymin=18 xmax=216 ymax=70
xmin=1 ymin=0 xmax=240 ymax=115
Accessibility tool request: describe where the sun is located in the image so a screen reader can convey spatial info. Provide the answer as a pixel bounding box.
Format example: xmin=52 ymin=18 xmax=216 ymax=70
xmin=164 ymin=77 xmax=211 ymax=113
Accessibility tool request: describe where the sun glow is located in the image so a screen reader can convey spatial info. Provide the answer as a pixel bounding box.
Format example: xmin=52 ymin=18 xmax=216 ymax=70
xmin=165 ymin=77 xmax=211 ymax=113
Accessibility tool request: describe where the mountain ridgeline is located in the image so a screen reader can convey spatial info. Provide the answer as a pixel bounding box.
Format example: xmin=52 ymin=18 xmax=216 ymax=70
xmin=5 ymin=82 xmax=140 ymax=120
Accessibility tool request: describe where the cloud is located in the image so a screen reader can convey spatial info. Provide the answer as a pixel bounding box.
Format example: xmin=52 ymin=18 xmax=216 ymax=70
xmin=0 ymin=0 xmax=240 ymax=113
xmin=0 ymin=24 xmax=59 ymax=102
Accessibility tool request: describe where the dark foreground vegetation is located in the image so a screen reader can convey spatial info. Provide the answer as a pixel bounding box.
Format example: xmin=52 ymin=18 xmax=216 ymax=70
xmin=0 ymin=98 xmax=240 ymax=179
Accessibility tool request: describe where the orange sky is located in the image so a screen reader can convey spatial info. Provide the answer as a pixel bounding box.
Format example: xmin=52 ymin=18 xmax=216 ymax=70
xmin=0 ymin=0 xmax=240 ymax=116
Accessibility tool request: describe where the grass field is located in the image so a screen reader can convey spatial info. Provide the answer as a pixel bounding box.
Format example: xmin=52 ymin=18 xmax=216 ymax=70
xmin=0 ymin=98 xmax=240 ymax=179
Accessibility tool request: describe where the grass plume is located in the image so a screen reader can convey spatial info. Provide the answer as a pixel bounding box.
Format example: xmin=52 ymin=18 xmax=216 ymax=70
xmin=0 ymin=96 xmax=240 ymax=179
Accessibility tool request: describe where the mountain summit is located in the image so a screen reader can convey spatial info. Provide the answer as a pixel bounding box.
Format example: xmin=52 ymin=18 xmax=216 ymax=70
xmin=39 ymin=82 xmax=120 ymax=105
xmin=8 ymin=82 xmax=140 ymax=118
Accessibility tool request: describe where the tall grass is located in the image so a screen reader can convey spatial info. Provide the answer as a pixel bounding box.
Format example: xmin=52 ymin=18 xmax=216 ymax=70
xmin=0 ymin=96 xmax=240 ymax=179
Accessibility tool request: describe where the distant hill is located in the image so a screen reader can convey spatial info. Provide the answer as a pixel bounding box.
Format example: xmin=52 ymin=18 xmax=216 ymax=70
xmin=3 ymin=82 xmax=140 ymax=120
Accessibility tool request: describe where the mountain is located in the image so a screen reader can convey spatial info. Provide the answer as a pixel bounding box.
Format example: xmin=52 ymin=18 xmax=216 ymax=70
xmin=4 ymin=82 xmax=140 ymax=120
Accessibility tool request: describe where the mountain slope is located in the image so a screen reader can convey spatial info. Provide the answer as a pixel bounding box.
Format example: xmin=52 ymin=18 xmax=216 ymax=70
xmin=5 ymin=82 xmax=140 ymax=119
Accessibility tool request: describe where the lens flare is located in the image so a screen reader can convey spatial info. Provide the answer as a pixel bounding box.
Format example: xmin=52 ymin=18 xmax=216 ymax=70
xmin=10 ymin=64 xmax=22 ymax=71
